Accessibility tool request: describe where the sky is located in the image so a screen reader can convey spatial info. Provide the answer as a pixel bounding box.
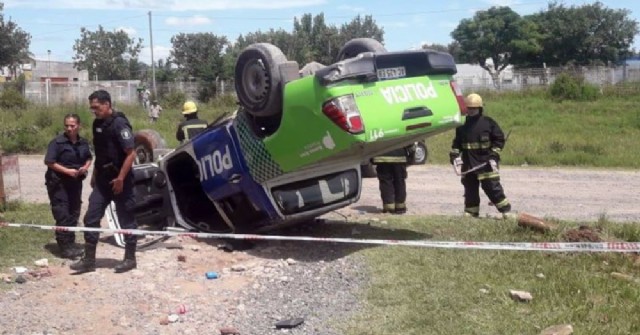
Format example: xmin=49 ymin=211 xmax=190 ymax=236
xmin=3 ymin=0 xmax=640 ymax=65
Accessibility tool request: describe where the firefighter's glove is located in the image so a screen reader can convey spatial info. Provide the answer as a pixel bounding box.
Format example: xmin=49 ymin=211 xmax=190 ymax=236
xmin=449 ymin=151 xmax=460 ymax=165
xmin=489 ymin=152 xmax=501 ymax=163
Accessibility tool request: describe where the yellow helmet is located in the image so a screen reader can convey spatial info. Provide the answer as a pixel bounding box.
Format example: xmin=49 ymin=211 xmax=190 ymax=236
xmin=465 ymin=93 xmax=483 ymax=108
xmin=182 ymin=101 xmax=198 ymax=115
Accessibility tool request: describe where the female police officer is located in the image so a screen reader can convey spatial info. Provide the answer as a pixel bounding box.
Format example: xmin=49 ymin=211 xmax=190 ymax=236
xmin=71 ymin=90 xmax=138 ymax=273
xmin=44 ymin=113 xmax=93 ymax=259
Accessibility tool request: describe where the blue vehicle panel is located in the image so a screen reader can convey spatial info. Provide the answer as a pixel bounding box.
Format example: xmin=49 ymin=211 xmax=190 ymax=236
xmin=191 ymin=121 xmax=280 ymax=220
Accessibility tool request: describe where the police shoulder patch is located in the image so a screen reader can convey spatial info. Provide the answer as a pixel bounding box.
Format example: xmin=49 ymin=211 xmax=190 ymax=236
xmin=120 ymin=129 xmax=131 ymax=140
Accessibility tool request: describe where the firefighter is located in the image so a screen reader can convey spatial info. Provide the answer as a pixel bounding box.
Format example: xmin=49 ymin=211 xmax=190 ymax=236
xmin=44 ymin=114 xmax=93 ymax=259
xmin=449 ymin=93 xmax=512 ymax=218
xmin=176 ymin=101 xmax=208 ymax=143
xmin=71 ymin=90 xmax=138 ymax=273
xmin=372 ymin=145 xmax=414 ymax=214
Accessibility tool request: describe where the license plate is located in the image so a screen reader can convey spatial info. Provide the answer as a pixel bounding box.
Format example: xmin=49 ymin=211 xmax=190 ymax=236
xmin=377 ymin=66 xmax=406 ymax=80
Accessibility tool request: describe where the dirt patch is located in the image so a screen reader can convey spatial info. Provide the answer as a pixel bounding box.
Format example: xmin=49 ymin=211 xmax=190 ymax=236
xmin=562 ymin=225 xmax=603 ymax=242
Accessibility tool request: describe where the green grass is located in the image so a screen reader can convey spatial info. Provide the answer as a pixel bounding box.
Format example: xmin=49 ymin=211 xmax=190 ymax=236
xmin=340 ymin=215 xmax=640 ymax=335
xmin=0 ymin=202 xmax=57 ymax=269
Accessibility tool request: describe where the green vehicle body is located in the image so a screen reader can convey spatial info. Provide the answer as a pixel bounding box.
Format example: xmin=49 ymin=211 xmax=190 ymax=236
xmin=263 ymin=74 xmax=463 ymax=172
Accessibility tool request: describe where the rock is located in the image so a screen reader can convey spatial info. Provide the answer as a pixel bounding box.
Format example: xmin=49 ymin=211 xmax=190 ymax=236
xmin=509 ymin=290 xmax=533 ymax=302
xmin=479 ymin=288 xmax=489 ymax=294
xmin=0 ymin=273 xmax=12 ymax=283
xmin=34 ymin=258 xmax=49 ymax=267
xmin=15 ymin=275 xmax=27 ymax=284
xmin=219 ymin=326 xmax=240 ymax=335
xmin=540 ymin=324 xmax=573 ymax=335
xmin=177 ymin=255 xmax=187 ymax=262
xmin=231 ymin=265 xmax=246 ymax=272
xmin=159 ymin=316 xmax=169 ymax=325
xmin=13 ymin=266 xmax=27 ymax=274
xmin=285 ymin=258 xmax=296 ymax=266
xmin=167 ymin=314 xmax=179 ymax=323
xmin=536 ymin=273 xmax=545 ymax=279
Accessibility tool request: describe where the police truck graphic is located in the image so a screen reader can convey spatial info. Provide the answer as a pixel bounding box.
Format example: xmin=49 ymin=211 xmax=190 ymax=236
xmin=108 ymin=38 xmax=467 ymax=245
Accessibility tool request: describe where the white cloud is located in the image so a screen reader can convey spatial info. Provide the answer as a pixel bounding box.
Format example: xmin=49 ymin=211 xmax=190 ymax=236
xmin=336 ymin=5 xmax=366 ymax=13
xmin=140 ymin=45 xmax=172 ymax=65
xmin=3 ymin=0 xmax=326 ymax=11
xmin=116 ymin=26 xmax=138 ymax=36
xmin=165 ymin=15 xmax=212 ymax=27
xmin=483 ymin=0 xmax=516 ymax=6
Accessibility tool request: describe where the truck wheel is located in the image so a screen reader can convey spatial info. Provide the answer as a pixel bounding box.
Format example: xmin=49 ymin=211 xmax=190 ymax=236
xmin=235 ymin=43 xmax=287 ymax=117
xmin=335 ymin=38 xmax=386 ymax=62
xmin=134 ymin=129 xmax=167 ymax=165
xmin=412 ymin=141 xmax=428 ymax=165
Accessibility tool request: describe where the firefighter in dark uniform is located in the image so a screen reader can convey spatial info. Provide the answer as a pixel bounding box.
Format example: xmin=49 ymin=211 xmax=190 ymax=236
xmin=44 ymin=114 xmax=93 ymax=259
xmin=372 ymin=145 xmax=413 ymax=214
xmin=176 ymin=101 xmax=208 ymax=143
xmin=71 ymin=90 xmax=138 ymax=273
xmin=449 ymin=93 xmax=512 ymax=218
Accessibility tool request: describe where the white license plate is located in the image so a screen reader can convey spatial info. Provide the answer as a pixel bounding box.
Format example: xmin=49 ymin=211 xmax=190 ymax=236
xmin=377 ymin=66 xmax=406 ymax=80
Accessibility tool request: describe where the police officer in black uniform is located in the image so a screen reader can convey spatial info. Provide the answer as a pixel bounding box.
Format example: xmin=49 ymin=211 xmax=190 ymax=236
xmin=372 ymin=145 xmax=413 ymax=214
xmin=450 ymin=93 xmax=512 ymax=218
xmin=176 ymin=101 xmax=208 ymax=143
xmin=71 ymin=90 xmax=138 ymax=273
xmin=44 ymin=113 xmax=93 ymax=259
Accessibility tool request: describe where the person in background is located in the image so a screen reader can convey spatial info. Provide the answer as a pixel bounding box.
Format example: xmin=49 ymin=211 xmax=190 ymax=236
xmin=70 ymin=89 xmax=138 ymax=274
xmin=449 ymin=93 xmax=513 ymax=219
xmin=44 ymin=113 xmax=93 ymax=259
xmin=148 ymin=100 xmax=162 ymax=123
xmin=371 ymin=145 xmax=414 ymax=214
xmin=176 ymin=101 xmax=208 ymax=143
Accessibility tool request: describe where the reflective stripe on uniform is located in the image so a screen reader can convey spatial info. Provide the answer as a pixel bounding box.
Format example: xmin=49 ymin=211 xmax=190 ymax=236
xmin=461 ymin=142 xmax=491 ymax=150
xmin=477 ymin=171 xmax=500 ymax=180
xmin=494 ymin=198 xmax=510 ymax=209
xmin=383 ymin=203 xmax=395 ymax=211
xmin=182 ymin=124 xmax=208 ymax=140
xmin=450 ymin=148 xmax=460 ymax=154
xmin=491 ymin=147 xmax=502 ymax=153
xmin=395 ymin=203 xmax=406 ymax=210
xmin=464 ymin=206 xmax=480 ymax=215
xmin=371 ymin=156 xmax=407 ymax=163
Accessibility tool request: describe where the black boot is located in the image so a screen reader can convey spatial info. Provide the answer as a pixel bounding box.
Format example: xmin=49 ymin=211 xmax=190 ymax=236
xmin=114 ymin=244 xmax=137 ymax=273
xmin=70 ymin=243 xmax=96 ymax=273
xmin=58 ymin=241 xmax=84 ymax=260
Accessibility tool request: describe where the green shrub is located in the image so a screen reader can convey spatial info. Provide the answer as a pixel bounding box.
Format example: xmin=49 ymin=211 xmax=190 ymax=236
xmin=0 ymin=87 xmax=28 ymax=109
xmin=162 ymin=90 xmax=188 ymax=109
xmin=549 ymin=73 xmax=600 ymax=101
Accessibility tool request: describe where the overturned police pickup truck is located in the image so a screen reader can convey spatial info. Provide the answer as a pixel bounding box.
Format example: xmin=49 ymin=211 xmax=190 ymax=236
xmin=108 ymin=38 xmax=466 ymax=244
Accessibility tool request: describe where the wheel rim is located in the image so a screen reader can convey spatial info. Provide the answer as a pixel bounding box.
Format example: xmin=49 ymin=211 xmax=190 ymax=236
xmin=135 ymin=145 xmax=150 ymax=164
xmin=414 ymin=146 xmax=426 ymax=163
xmin=242 ymin=59 xmax=270 ymax=105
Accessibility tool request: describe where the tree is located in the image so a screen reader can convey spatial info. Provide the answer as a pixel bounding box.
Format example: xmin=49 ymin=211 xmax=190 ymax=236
xmin=72 ymin=25 xmax=142 ymax=80
xmin=0 ymin=2 xmax=31 ymax=78
xmin=527 ymin=1 xmax=639 ymax=66
xmin=451 ymin=6 xmax=541 ymax=86
xmin=170 ymin=32 xmax=229 ymax=81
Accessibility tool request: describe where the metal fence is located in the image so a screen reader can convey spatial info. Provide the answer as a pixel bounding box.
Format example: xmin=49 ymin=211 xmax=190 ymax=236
xmin=3 ymin=65 xmax=640 ymax=106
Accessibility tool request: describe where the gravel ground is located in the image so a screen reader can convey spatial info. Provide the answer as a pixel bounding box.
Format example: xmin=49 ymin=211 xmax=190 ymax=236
xmin=1 ymin=155 xmax=639 ymax=335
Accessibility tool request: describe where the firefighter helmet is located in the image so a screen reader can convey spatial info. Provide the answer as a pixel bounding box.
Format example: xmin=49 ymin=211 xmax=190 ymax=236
xmin=465 ymin=93 xmax=483 ymax=108
xmin=182 ymin=101 xmax=198 ymax=115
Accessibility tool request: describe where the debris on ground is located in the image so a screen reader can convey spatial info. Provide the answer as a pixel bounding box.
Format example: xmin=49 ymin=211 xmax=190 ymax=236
xmin=219 ymin=326 xmax=241 ymax=335
xmin=14 ymin=275 xmax=27 ymax=284
xmin=509 ymin=290 xmax=533 ymax=302
xmin=562 ymin=225 xmax=602 ymax=242
xmin=610 ymin=272 xmax=639 ymax=283
xmin=34 ymin=258 xmax=49 ymax=267
xmin=517 ymin=212 xmax=556 ymax=232
xmin=177 ymin=255 xmax=187 ymax=262
xmin=275 ymin=317 xmax=305 ymax=329
xmin=540 ymin=324 xmax=573 ymax=335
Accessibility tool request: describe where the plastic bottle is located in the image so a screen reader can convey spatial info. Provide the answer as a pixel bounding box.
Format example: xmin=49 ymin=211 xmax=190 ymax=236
xmin=205 ymin=271 xmax=219 ymax=279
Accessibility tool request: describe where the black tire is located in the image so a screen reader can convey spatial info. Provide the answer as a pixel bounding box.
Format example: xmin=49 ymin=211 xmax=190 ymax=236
xmin=335 ymin=38 xmax=387 ymax=62
xmin=411 ymin=141 xmax=428 ymax=165
xmin=361 ymin=163 xmax=377 ymax=178
xmin=134 ymin=129 xmax=167 ymax=165
xmin=234 ymin=43 xmax=288 ymax=117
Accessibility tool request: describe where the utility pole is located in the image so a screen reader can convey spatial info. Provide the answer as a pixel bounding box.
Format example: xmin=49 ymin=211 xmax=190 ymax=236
xmin=148 ymin=11 xmax=157 ymax=98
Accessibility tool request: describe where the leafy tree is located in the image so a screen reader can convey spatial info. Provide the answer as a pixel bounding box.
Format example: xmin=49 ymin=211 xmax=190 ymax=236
xmin=0 ymin=2 xmax=31 ymax=78
xmin=451 ymin=6 xmax=541 ymax=86
xmin=527 ymin=1 xmax=639 ymax=66
xmin=339 ymin=14 xmax=385 ymax=48
xmin=72 ymin=25 xmax=142 ymax=80
xmin=170 ymin=32 xmax=228 ymax=81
